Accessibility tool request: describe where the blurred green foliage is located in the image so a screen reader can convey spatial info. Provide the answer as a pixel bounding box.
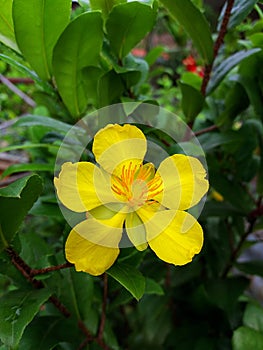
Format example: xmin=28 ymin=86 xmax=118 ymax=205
xmin=0 ymin=0 xmax=263 ymax=349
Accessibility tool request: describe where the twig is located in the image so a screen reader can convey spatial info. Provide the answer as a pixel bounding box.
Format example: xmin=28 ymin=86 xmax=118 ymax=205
xmin=6 ymin=247 xmax=71 ymax=317
xmin=201 ymin=0 xmax=235 ymax=95
xmin=194 ymin=124 xmax=218 ymax=136
xmin=0 ymin=74 xmax=36 ymax=107
xmin=30 ymin=262 xmax=73 ymax=277
xmin=3 ymin=77 xmax=35 ymax=85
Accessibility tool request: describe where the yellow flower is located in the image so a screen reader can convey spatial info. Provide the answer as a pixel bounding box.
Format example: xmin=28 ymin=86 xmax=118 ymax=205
xmin=54 ymin=124 xmax=209 ymax=276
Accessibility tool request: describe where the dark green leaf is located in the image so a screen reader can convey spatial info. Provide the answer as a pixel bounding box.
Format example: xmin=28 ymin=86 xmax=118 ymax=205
xmin=160 ymin=0 xmax=213 ymax=63
xmin=179 ymin=82 xmax=204 ymax=122
xmin=145 ymin=277 xmax=164 ymax=295
xmin=235 ymin=260 xmax=263 ymax=277
xmin=204 ymin=277 xmax=248 ymax=312
xmin=0 ymin=0 xmax=19 ymax=51
xmin=1 ymin=163 xmax=53 ymax=179
xmin=19 ymin=316 xmax=81 ymax=350
xmin=232 ymin=326 xmax=263 ymax=350
xmin=53 ymin=12 xmax=103 ymax=117
xmin=106 ymin=2 xmax=156 ymax=59
xmin=209 ymin=170 xmax=255 ymax=214
xmin=0 ymin=289 xmax=51 ymax=348
xmin=13 ymin=0 xmax=71 ymax=80
xmin=207 ymin=49 xmax=261 ymax=94
xmin=107 ymin=262 xmax=145 ymax=300
xmin=98 ymin=70 xmax=124 ymax=107
xmin=0 ymin=174 xmax=43 ymax=251
xmin=59 ymin=269 xmax=94 ymax=322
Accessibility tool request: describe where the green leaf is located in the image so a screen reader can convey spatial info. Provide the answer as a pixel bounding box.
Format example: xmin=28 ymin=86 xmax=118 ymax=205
xmin=19 ymin=316 xmax=81 ymax=350
xmin=15 ymin=115 xmax=77 ymax=134
xmin=219 ymin=0 xmax=259 ymax=30
xmin=160 ymin=0 xmax=213 ymax=63
xmin=53 ymin=12 xmax=103 ymax=117
xmin=0 ymin=0 xmax=19 ymax=51
xmin=207 ymin=48 xmax=261 ymax=94
xmin=13 ymin=0 xmax=71 ymax=80
xmin=0 ymin=289 xmax=51 ymax=348
xmin=58 ymin=269 xmax=94 ymax=321
xmin=90 ymin=0 xmax=127 ymax=18
xmin=243 ymin=303 xmax=263 ymax=332
xmin=98 ymin=70 xmax=124 ymax=107
xmin=235 ymin=260 xmax=263 ymax=277
xmin=107 ymin=262 xmax=145 ymax=300
xmin=145 ymin=277 xmax=164 ymax=295
xmin=106 ymin=2 xmax=156 ymax=59
xmin=0 ymin=54 xmax=54 ymax=94
xmin=179 ymin=82 xmax=205 ymax=122
xmin=1 ymin=163 xmax=54 ymax=179
xmin=204 ymin=277 xmax=248 ymax=312
xmin=0 ymin=174 xmax=43 ymax=251
xmin=209 ymin=170 xmax=255 ymax=214
xmin=232 ymin=326 xmax=263 ymax=350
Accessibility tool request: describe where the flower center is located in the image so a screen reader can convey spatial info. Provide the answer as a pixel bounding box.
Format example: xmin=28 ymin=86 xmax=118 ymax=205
xmin=111 ymin=161 xmax=163 ymax=209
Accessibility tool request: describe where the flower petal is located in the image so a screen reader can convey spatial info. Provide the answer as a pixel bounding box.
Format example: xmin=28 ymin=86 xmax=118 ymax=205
xmin=92 ymin=124 xmax=147 ymax=173
xmin=65 ymin=230 xmax=119 ymax=276
xmin=156 ymin=154 xmax=208 ymax=210
xmin=54 ymin=162 xmax=116 ymax=212
xmin=125 ymin=212 xmax=148 ymax=251
xmin=72 ymin=211 xmax=125 ymax=248
xmin=139 ymin=209 xmax=203 ymax=265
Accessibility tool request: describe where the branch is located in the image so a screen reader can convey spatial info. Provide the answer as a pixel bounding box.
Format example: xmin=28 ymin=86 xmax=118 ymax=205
xmin=194 ymin=124 xmax=218 ymax=136
xmin=30 ymin=262 xmax=73 ymax=277
xmin=201 ymin=0 xmax=235 ymax=95
xmin=0 ymin=74 xmax=36 ymax=107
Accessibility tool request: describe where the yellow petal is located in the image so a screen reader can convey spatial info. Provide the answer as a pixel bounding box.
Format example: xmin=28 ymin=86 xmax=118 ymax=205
xmin=125 ymin=212 xmax=148 ymax=251
xmin=156 ymin=154 xmax=209 ymax=210
xmin=92 ymin=124 xmax=147 ymax=173
xmin=141 ymin=209 xmax=203 ymax=266
xmin=65 ymin=229 xmax=119 ymax=276
xmin=71 ymin=211 xmax=125 ymax=248
xmin=54 ymin=162 xmax=115 ymax=212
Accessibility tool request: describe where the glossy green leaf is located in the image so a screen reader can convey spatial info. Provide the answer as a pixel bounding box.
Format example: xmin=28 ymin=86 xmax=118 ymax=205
xmin=13 ymin=0 xmax=71 ymax=80
xmin=0 ymin=289 xmax=51 ymax=348
xmin=232 ymin=326 xmax=263 ymax=350
xmin=1 ymin=163 xmax=53 ymax=179
xmin=0 ymin=174 xmax=43 ymax=251
xmin=219 ymin=0 xmax=258 ymax=30
xmin=107 ymin=262 xmax=145 ymax=300
xmin=160 ymin=0 xmax=213 ymax=63
xmin=90 ymin=0 xmax=127 ymax=18
xmin=244 ymin=303 xmax=263 ymax=332
xmin=53 ymin=12 xmax=103 ymax=117
xmin=179 ymin=82 xmax=204 ymax=122
xmin=106 ymin=2 xmax=156 ymax=59
xmin=0 ymin=0 xmax=19 ymax=51
xmin=207 ymin=48 xmax=261 ymax=94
